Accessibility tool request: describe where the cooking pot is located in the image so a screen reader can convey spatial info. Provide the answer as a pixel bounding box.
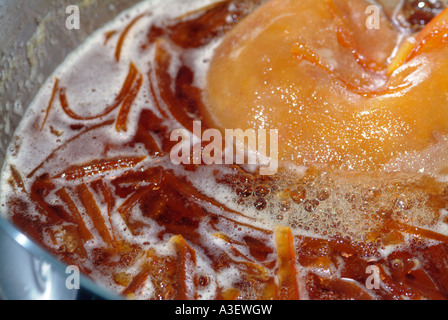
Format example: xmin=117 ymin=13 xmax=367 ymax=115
xmin=0 ymin=0 xmax=142 ymax=300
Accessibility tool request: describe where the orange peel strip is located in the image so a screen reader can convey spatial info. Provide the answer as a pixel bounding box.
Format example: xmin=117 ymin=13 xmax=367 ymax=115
xmin=274 ymin=226 xmax=302 ymax=300
xmin=170 ymin=235 xmax=198 ymax=300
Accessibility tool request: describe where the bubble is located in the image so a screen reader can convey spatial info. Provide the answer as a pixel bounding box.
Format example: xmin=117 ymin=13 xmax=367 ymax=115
xmin=304 ymin=199 xmax=319 ymax=213
xmin=317 ymin=188 xmax=330 ymax=201
xmin=290 ymin=188 xmax=307 ymax=204
xmin=376 ymin=207 xmax=393 ymax=220
xmin=236 ymin=185 xmax=253 ymax=198
xmin=198 ymin=275 xmax=209 ymax=287
xmin=254 ymin=198 xmax=267 ymax=211
xmin=361 ymin=187 xmax=381 ymax=202
xmin=254 ymin=184 xmax=270 ymax=197
xmin=239 ymin=173 xmax=255 ymax=185
xmin=280 ymin=201 xmax=291 ymax=212
xmin=393 ymin=195 xmax=413 ymax=210
xmin=276 ymin=214 xmax=285 ymax=221
xmin=344 ymin=192 xmax=357 ymax=203
xmin=390 ymin=258 xmax=404 ymax=271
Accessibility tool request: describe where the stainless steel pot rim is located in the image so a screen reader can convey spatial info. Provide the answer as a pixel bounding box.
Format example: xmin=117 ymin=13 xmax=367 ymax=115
xmin=0 ymin=215 xmax=122 ymax=300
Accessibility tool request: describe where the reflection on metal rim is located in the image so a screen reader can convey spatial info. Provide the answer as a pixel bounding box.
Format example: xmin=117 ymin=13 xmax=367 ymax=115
xmin=0 ymin=216 xmax=122 ymax=300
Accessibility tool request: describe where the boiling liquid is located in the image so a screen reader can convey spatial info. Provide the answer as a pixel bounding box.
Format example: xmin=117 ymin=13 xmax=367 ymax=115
xmin=2 ymin=0 xmax=448 ymax=300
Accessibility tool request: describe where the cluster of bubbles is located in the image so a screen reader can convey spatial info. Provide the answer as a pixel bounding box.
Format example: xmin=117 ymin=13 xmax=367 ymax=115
xmin=219 ymin=166 xmax=446 ymax=245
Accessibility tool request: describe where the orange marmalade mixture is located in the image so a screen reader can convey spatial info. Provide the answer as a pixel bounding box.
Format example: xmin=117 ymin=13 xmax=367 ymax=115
xmin=3 ymin=0 xmax=448 ymax=300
